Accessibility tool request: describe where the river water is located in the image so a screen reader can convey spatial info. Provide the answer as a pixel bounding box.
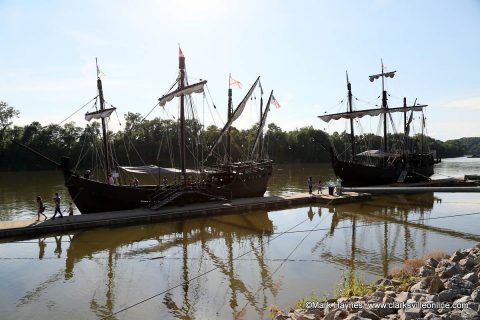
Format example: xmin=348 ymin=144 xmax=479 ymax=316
xmin=0 ymin=158 xmax=480 ymax=319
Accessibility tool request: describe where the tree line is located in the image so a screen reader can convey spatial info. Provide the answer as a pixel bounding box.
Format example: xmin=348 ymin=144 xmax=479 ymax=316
xmin=0 ymin=102 xmax=477 ymax=171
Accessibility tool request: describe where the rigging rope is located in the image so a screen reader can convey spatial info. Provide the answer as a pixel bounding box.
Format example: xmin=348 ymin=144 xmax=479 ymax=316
xmin=58 ymin=95 xmax=98 ymax=125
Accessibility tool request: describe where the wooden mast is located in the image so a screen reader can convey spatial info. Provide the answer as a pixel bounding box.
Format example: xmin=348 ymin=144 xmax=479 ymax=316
xmin=179 ymin=51 xmax=187 ymax=183
xmin=368 ymin=61 xmax=395 ymax=154
xmin=258 ymin=95 xmax=264 ymax=159
xmin=226 ymin=75 xmax=232 ymax=164
xmin=403 ymin=97 xmax=407 ymax=152
xmin=381 ymin=61 xmax=388 ymax=153
xmin=96 ymin=58 xmax=110 ymax=178
xmin=346 ymin=71 xmax=355 ymax=161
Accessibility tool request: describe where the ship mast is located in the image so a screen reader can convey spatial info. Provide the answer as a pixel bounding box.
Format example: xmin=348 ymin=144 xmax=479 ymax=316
xmin=179 ymin=51 xmax=187 ymax=183
xmin=96 ymin=58 xmax=111 ymax=178
xmin=258 ymin=94 xmax=264 ymax=159
xmin=346 ymin=71 xmax=355 ymax=160
xmin=226 ymin=75 xmax=233 ymax=164
xmin=381 ymin=61 xmax=388 ymax=153
xmin=368 ymin=60 xmax=396 ymax=153
xmin=403 ymin=97 xmax=407 ymax=152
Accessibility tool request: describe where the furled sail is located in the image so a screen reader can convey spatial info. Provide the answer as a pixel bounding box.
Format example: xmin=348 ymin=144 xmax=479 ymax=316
xmin=85 ymin=107 xmax=116 ymax=121
xmin=355 ymin=150 xmax=397 ymax=158
xmin=250 ymin=91 xmax=273 ymax=159
xmin=230 ymin=79 xmax=258 ymax=122
xmin=318 ymin=105 xmax=426 ymax=123
xmin=119 ymin=165 xmax=201 ymax=174
xmin=203 ymin=76 xmax=260 ymax=162
xmin=158 ymin=80 xmax=207 ymax=107
xmin=369 ymin=71 xmax=396 ymax=82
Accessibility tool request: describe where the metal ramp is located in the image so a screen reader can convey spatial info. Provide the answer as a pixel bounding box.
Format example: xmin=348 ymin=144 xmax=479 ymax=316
xmin=149 ymin=188 xmax=228 ymax=211
xmin=150 ymin=190 xmax=185 ymax=210
xmin=397 ymin=169 xmax=408 ymax=183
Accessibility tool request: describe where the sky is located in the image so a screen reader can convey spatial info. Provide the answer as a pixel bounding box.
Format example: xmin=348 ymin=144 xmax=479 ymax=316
xmin=1 ymin=0 xmax=479 ymax=141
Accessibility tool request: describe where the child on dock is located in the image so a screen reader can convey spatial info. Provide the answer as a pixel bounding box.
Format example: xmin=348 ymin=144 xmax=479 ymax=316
xmin=36 ymin=196 xmax=47 ymax=221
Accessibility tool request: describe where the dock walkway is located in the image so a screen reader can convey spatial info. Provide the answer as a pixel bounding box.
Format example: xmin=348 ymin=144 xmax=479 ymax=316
xmin=0 ymin=192 xmax=370 ymax=240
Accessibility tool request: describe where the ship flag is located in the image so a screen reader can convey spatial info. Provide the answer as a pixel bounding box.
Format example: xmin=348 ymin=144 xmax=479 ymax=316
xmin=272 ymin=95 xmax=281 ymax=108
xmin=229 ymin=74 xmax=242 ymax=89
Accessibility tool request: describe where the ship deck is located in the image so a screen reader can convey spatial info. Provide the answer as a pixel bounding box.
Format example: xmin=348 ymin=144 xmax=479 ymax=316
xmin=0 ymin=192 xmax=370 ymax=240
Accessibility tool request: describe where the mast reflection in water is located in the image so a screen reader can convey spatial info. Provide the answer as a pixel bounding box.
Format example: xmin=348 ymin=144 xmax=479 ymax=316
xmin=2 ymin=192 xmax=480 ymax=320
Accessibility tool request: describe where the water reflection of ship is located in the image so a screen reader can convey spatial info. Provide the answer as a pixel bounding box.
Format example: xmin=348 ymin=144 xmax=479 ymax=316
xmin=312 ymin=193 xmax=480 ymax=281
xmin=21 ymin=196 xmax=480 ymax=318
xmin=62 ymin=211 xmax=275 ymax=319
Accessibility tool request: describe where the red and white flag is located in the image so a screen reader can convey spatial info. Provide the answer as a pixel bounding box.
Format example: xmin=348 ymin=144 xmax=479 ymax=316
xmin=229 ymin=74 xmax=242 ymax=89
xmin=271 ymin=95 xmax=281 ymax=109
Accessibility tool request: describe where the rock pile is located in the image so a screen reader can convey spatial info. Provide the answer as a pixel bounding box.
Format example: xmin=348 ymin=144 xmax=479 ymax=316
xmin=275 ymin=244 xmax=480 ymax=320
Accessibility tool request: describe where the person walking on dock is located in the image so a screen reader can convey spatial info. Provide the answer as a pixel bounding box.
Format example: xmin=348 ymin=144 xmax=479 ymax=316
xmin=52 ymin=193 xmax=63 ymax=219
xmin=307 ymin=177 xmax=314 ymax=194
xmin=317 ymin=179 xmax=323 ymax=194
xmin=36 ymin=196 xmax=47 ymax=221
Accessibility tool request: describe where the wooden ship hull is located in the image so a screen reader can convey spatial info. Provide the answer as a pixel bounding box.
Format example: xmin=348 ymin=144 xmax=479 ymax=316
xmin=332 ymin=157 xmax=402 ymax=186
xmin=331 ymin=153 xmax=435 ymax=186
xmin=61 ymin=158 xmax=273 ymax=214
xmin=208 ymin=160 xmax=273 ymax=198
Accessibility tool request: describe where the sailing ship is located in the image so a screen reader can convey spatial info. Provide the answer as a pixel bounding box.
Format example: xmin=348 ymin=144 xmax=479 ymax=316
xmin=200 ymin=75 xmax=274 ymax=199
xmin=319 ymin=64 xmax=439 ymax=186
xmin=17 ymin=51 xmax=274 ymax=214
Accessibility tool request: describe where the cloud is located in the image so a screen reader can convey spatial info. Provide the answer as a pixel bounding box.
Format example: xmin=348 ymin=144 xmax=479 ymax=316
xmin=435 ymin=96 xmax=480 ymax=109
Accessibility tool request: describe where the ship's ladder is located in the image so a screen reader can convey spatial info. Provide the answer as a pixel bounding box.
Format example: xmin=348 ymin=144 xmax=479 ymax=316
xmin=397 ymin=164 xmax=409 ymax=183
xmin=150 ymin=190 xmax=185 ymax=210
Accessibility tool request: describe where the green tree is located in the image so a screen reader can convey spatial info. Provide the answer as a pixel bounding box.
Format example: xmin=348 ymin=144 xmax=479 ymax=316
xmin=0 ymin=101 xmax=20 ymax=145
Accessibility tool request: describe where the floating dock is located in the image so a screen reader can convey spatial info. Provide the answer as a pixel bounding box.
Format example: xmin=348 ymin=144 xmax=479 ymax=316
xmin=345 ymin=186 xmax=480 ymax=194
xmin=0 ymin=192 xmax=370 ymax=240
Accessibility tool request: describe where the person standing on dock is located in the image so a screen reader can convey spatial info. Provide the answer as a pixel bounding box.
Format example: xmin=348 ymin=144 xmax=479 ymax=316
xmin=317 ymin=179 xmax=323 ymax=194
xmin=307 ymin=177 xmax=314 ymax=194
xmin=52 ymin=193 xmax=63 ymax=219
xmin=36 ymin=196 xmax=47 ymax=221
xmin=68 ymin=202 xmax=74 ymax=216
xmin=336 ymin=177 xmax=343 ymax=195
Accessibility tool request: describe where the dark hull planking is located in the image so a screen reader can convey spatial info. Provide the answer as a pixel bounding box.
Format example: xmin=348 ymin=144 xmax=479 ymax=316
xmin=331 ymin=154 xmax=435 ymax=186
xmin=61 ymin=158 xmax=273 ymax=214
